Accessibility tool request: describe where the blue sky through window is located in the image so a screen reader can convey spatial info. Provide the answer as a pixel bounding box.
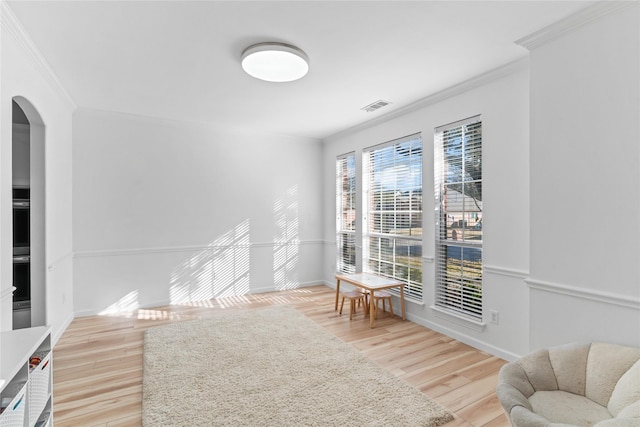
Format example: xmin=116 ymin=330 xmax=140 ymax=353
xmin=372 ymin=137 xmax=422 ymax=192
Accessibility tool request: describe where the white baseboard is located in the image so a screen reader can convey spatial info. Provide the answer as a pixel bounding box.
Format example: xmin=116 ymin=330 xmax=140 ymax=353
xmin=52 ymin=312 xmax=75 ymax=346
xmin=406 ymin=313 xmax=521 ymax=362
xmin=74 ymin=280 xmax=323 ymax=318
xmin=322 ymin=278 xmax=520 ymax=361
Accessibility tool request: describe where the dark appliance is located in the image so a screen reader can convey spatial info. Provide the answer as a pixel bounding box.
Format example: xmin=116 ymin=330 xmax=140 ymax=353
xmin=12 ymin=187 xmax=31 ymax=329
xmin=13 ymin=255 xmax=30 ymax=304
xmin=13 ymin=254 xmax=31 ymax=329
xmin=13 ymin=188 xmax=30 ymax=252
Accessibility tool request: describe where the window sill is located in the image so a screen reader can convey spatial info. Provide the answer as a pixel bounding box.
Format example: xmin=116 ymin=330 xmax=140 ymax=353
xmin=386 ymin=289 xmax=424 ymax=306
xmin=430 ymin=306 xmax=486 ymax=332
xmin=402 ymin=295 xmax=425 ymax=306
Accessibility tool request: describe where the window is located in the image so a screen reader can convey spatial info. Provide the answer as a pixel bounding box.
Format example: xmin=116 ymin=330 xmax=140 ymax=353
xmin=336 ymin=153 xmax=356 ymax=274
xmin=363 ymin=134 xmax=423 ymax=299
xmin=434 ymin=116 xmax=483 ymax=321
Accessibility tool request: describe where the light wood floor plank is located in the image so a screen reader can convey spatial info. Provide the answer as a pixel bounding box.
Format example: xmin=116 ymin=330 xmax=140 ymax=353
xmin=52 ymin=285 xmax=509 ymax=426
xmin=457 ymin=393 xmax=507 ymax=427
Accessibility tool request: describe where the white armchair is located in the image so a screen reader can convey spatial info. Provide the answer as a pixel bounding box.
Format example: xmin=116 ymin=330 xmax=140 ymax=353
xmin=497 ymin=342 xmax=640 ymax=426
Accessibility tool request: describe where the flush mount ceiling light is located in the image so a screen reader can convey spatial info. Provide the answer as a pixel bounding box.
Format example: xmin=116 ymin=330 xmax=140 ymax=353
xmin=241 ymin=42 xmax=309 ymax=82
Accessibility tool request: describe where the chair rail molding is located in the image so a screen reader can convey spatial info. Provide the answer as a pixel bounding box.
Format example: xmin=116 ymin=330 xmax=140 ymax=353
xmin=525 ymin=278 xmax=640 ymax=310
xmin=484 ymin=265 xmax=528 ymax=279
xmin=47 ymin=251 xmax=72 ymax=272
xmin=73 ymin=239 xmax=326 ymax=259
xmin=0 ymin=286 xmax=16 ymax=303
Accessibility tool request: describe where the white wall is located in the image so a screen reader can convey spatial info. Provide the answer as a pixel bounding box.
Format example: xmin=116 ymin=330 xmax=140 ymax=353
xmin=322 ymin=3 xmax=640 ymax=360
xmin=0 ymin=1 xmax=75 ymax=342
xmin=3 ymin=0 xmax=636 ymax=366
xmin=323 ymin=61 xmax=531 ymax=360
xmin=72 ymin=108 xmax=324 ymax=315
xmin=526 ymin=3 xmax=640 ymax=349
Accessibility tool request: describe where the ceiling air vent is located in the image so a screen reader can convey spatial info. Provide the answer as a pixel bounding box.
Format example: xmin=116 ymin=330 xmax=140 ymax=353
xmin=361 ymin=99 xmax=391 ymax=113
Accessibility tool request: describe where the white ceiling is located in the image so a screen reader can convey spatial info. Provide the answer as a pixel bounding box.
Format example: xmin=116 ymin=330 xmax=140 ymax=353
xmin=7 ymin=0 xmax=594 ymax=140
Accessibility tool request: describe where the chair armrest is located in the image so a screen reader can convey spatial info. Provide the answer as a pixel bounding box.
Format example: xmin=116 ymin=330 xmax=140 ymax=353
xmin=497 ymin=382 xmax=533 ymax=415
xmin=499 ymin=362 xmax=536 ymax=398
xmin=509 ymin=405 xmax=553 ymax=427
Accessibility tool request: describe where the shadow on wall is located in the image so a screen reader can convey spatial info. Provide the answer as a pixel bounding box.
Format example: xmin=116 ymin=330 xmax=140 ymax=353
xmin=97 ymin=186 xmax=302 ymax=313
xmin=168 ymin=185 xmax=302 ymax=304
xmin=274 ymin=186 xmax=299 ymax=290
xmin=100 ymin=290 xmax=140 ymax=315
xmin=170 ymin=219 xmax=251 ymax=304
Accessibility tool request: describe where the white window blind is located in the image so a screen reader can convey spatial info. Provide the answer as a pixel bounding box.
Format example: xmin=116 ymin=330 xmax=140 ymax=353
xmin=336 ymin=153 xmax=356 ymax=274
xmin=434 ymin=116 xmax=483 ymax=321
xmin=363 ymin=134 xmax=423 ymax=299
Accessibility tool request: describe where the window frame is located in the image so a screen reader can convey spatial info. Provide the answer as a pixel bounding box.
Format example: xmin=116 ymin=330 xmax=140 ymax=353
xmin=362 ymin=134 xmax=423 ymax=300
xmin=434 ymin=115 xmax=483 ymax=321
xmin=336 ymin=152 xmax=357 ymax=274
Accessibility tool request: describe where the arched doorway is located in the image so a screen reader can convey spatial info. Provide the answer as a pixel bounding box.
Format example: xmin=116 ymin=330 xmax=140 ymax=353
xmin=12 ymin=96 xmax=46 ymax=329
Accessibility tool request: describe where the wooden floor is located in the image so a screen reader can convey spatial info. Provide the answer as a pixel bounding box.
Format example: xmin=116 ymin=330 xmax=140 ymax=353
xmin=52 ymin=285 xmax=510 ymax=426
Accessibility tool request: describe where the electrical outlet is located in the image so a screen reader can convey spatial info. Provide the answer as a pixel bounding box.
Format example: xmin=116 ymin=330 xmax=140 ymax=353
xmin=489 ymin=310 xmax=499 ymax=325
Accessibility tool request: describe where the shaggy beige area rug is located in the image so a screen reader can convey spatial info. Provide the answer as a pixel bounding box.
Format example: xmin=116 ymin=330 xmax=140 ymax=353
xmin=142 ymin=306 xmax=454 ymax=426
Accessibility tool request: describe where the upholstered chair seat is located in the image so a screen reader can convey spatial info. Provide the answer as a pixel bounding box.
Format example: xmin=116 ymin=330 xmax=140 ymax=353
xmin=497 ymin=342 xmax=640 ymax=426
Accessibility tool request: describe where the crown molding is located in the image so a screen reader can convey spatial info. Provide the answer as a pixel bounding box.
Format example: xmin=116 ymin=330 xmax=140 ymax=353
xmin=324 ymin=57 xmax=529 ymax=142
xmin=1 ymin=1 xmax=76 ymax=111
xmin=76 ymin=106 xmax=322 ymax=144
xmin=515 ymin=1 xmax=636 ymax=50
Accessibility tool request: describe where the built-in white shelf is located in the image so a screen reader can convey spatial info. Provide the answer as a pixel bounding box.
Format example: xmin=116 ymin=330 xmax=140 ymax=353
xmin=0 ymin=326 xmax=52 ymax=427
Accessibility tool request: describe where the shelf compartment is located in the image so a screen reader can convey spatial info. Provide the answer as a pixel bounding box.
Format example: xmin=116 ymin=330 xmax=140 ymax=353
xmin=28 ymin=351 xmax=51 ymax=425
xmin=0 ymin=381 xmax=27 ymax=427
xmin=33 ymin=405 xmax=51 ymax=427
